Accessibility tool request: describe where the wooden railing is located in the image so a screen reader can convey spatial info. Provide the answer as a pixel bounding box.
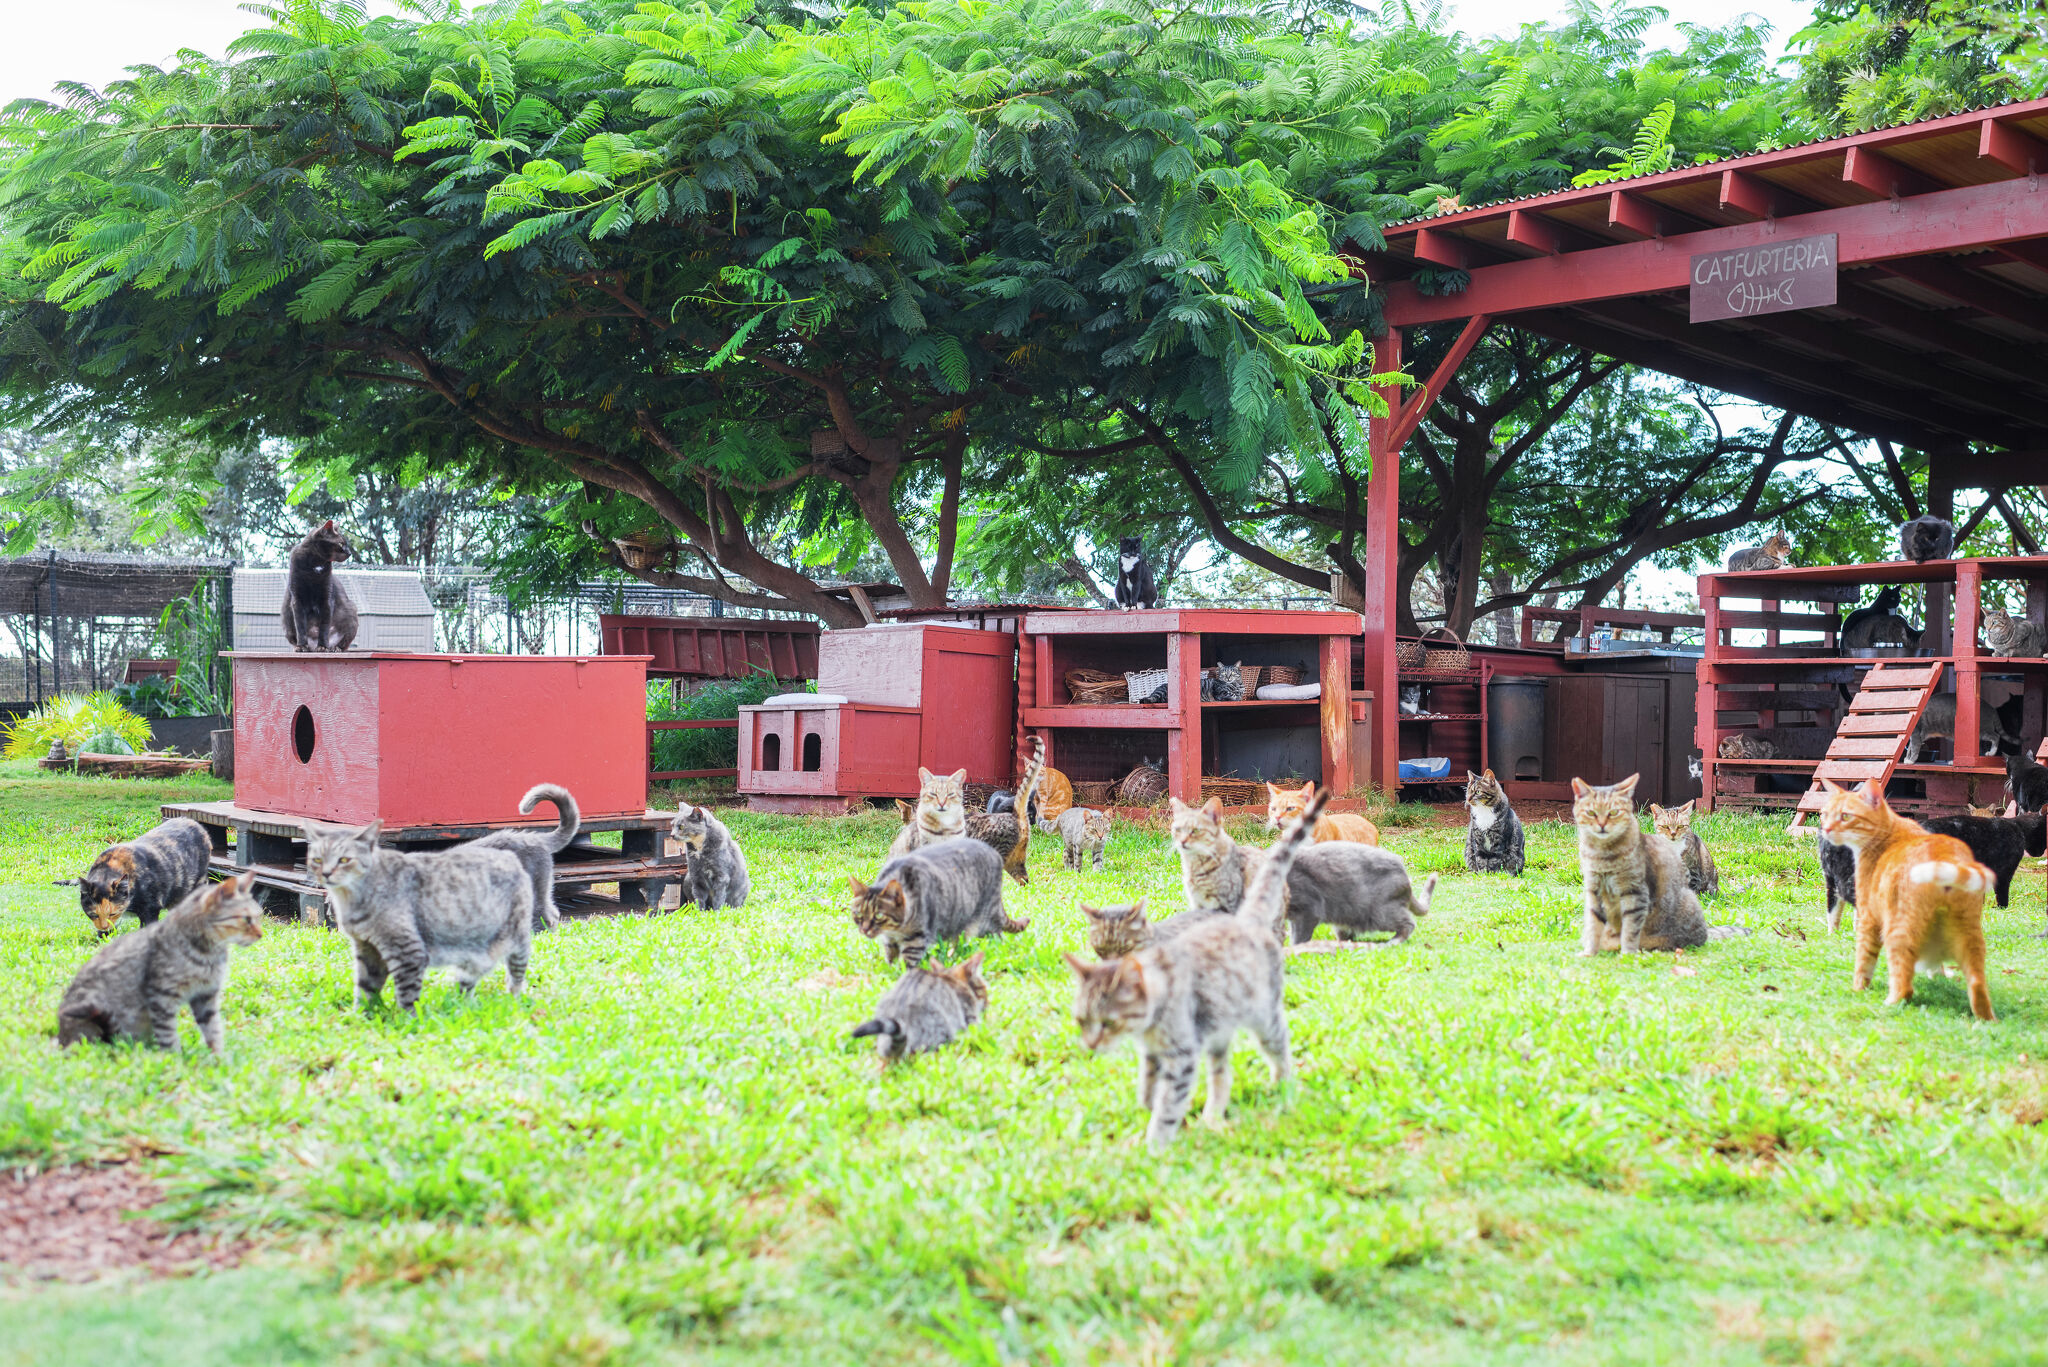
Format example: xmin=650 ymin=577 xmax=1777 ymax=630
xmin=1520 ymin=606 xmax=1705 ymax=650
xmin=648 ymin=718 xmax=740 ymax=781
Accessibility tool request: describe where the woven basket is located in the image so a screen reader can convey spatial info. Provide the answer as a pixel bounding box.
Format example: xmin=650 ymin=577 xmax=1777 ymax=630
xmin=1395 ymin=641 xmax=1426 ymax=670
xmin=1125 ymin=668 xmax=1170 ymax=704
xmin=1117 ymin=764 xmax=1169 ymax=806
xmin=1418 ymin=627 xmax=1471 ymax=673
xmin=1199 ymin=776 xmax=1269 ymax=807
xmin=1073 ymin=780 xmax=1116 ymax=808
xmin=1265 ymin=664 xmax=1303 ymax=687
xmin=1235 ymin=665 xmax=1264 ymax=693
xmin=1064 ymin=668 xmax=1128 ymax=704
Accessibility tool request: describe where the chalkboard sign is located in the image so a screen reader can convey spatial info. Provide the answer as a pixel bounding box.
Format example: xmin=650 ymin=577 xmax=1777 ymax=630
xmin=1690 ymin=233 xmax=1837 ymax=322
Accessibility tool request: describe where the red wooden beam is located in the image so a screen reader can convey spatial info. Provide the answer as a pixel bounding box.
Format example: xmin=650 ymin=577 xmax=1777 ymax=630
xmin=1380 ymin=175 xmax=2048 ymax=326
xmin=1843 ymin=144 xmax=1941 ymax=199
xmin=1607 ymin=189 xmax=1708 ymax=239
xmin=1412 ymin=227 xmax=1468 ymax=269
xmin=1980 ymin=116 xmax=2048 ymax=176
xmin=1506 ymin=209 xmax=1567 ymax=255
xmin=1718 ymin=169 xmax=1814 ymax=220
xmin=1384 ymin=313 xmax=1490 ymax=452
xmin=1880 ymin=256 xmax=2048 ymax=334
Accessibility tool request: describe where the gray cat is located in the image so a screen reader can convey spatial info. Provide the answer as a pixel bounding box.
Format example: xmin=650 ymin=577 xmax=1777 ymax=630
xmin=1284 ymin=843 xmax=1437 ymax=947
xmin=1041 ymin=806 xmax=1110 ymax=871
xmin=1463 ymin=768 xmax=1526 ymax=875
xmin=849 ymin=950 xmax=988 ymax=1063
xmin=1983 ymin=608 xmax=2048 ymax=659
xmin=1061 ymin=788 xmax=1323 ymax=1149
xmin=469 ymin=783 xmax=580 ymax=932
xmin=671 ymin=802 xmax=750 ymax=910
xmin=306 ymin=821 xmax=535 ymax=1011
xmin=58 ymin=873 xmax=264 ymax=1055
xmin=848 ymin=835 xmax=1027 ymax=970
xmin=1903 ymin=693 xmax=2014 ymax=764
xmin=1571 ymin=774 xmax=1708 ymax=953
xmin=1080 ymin=898 xmax=1218 ymax=959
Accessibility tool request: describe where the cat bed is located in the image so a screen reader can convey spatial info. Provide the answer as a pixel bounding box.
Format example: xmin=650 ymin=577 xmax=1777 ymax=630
xmin=1398 ymin=757 xmax=1451 ymax=780
xmin=1254 ymin=682 xmax=1322 ymax=701
xmin=762 ymin=692 xmax=845 ymax=705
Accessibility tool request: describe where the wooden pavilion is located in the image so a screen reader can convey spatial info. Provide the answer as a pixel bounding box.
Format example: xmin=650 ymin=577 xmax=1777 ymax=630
xmin=1356 ymin=96 xmax=2048 ymax=811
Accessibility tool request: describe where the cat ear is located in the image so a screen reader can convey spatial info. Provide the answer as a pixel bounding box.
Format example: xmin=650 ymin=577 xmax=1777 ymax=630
xmin=234 ymin=871 xmax=257 ymax=895
xmin=1820 ymin=778 xmax=1844 ymax=794
xmin=1675 ymin=800 xmax=1694 ymax=816
xmin=1131 ymin=896 xmax=1146 ymax=916
xmin=1570 ymin=778 xmax=1590 ymax=798
xmin=846 ymin=874 xmax=867 ymax=895
xmin=1648 ymin=804 xmax=1664 ymax=817
xmin=950 ymin=769 xmax=967 ymax=783
xmin=1614 ymin=774 xmax=1640 ymax=797
xmin=1201 ymin=798 xmax=1222 ymax=817
xmin=356 ymin=819 xmax=383 ymax=842
xmin=1061 ymin=951 xmax=1095 ymax=978
xmin=673 ymin=802 xmax=693 ymax=819
xmin=956 ymin=950 xmax=985 ymax=976
xmin=881 ymin=878 xmax=903 ymax=899
xmin=917 ymin=767 xmax=933 ymax=784
xmin=1483 ymin=768 xmax=1497 ymax=782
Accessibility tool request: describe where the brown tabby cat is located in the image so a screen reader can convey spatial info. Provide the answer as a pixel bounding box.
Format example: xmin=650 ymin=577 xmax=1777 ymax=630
xmin=1725 ymin=532 xmax=1791 ymax=573
xmin=1168 ymin=796 xmax=1286 ymax=932
xmin=57 ymin=873 xmax=264 ymax=1054
xmin=1649 ymin=800 xmax=1719 ymax=896
xmin=1264 ymin=781 xmax=1379 ymax=845
xmin=1982 ymin=608 xmax=2048 ymax=659
xmin=1080 ymin=898 xmax=1218 ymax=959
xmin=1572 ymin=774 xmax=1709 ymax=954
xmin=1817 ymin=779 xmax=1994 ymax=1020
xmin=890 ymin=739 xmax=1047 ymax=884
xmin=1717 ymin=734 xmax=1776 ymax=760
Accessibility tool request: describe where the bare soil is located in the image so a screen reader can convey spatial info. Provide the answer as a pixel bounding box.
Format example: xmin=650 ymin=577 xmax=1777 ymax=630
xmin=0 ymin=1165 xmax=246 ymax=1282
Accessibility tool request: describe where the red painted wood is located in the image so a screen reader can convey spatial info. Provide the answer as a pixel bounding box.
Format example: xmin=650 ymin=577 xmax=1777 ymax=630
xmin=1365 ymin=327 xmax=1404 ymax=795
xmin=232 ymin=652 xmax=649 ymax=826
xmin=1166 ymin=632 xmax=1202 ymax=804
xmin=1319 ymin=634 xmax=1352 ymax=795
xmin=599 ymin=615 xmax=818 ymax=681
xmin=1981 ymin=117 xmax=2048 ymax=175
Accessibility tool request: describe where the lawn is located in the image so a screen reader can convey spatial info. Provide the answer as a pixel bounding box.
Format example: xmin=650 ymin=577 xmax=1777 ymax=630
xmin=3 ymin=761 xmax=2047 ymax=1366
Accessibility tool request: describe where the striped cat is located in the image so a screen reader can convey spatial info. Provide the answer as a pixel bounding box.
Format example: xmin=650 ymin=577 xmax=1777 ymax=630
xmin=891 ymin=739 xmax=1047 ymax=884
xmin=1572 ymin=774 xmax=1708 ymax=954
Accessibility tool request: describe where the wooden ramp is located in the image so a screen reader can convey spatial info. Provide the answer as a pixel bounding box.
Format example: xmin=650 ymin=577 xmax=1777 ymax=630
xmin=1790 ymin=662 xmax=1944 ymax=829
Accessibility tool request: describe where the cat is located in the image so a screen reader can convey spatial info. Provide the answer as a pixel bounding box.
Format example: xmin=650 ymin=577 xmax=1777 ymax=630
xmin=1687 ymin=753 xmax=1703 ymax=783
xmin=57 ymin=873 xmax=263 ymax=1054
xmin=1080 ymin=898 xmax=1221 ymax=959
xmin=280 ymin=519 xmax=360 ymax=651
xmin=1463 ymin=769 xmax=1526 ymax=875
xmin=1718 ymin=734 xmax=1776 ymax=760
xmin=1818 ymin=830 xmax=1858 ymax=934
xmin=1399 ymin=683 xmax=1424 ymax=715
xmin=1983 ymin=608 xmax=2048 ymax=658
xmin=669 ymin=801 xmax=750 ymax=910
xmin=1905 ymin=693 xmax=2022 ymax=764
xmin=1264 ymin=781 xmax=1379 ymax=846
xmin=75 ymin=817 xmax=213 ymax=937
xmin=1208 ymin=662 xmax=1246 ymax=703
xmin=1114 ymin=535 xmax=1160 ymax=610
xmin=848 ymin=835 xmax=1026 ymax=970
xmin=468 ymin=783 xmax=580 ymax=932
xmin=1899 ymin=515 xmax=1955 ymax=563
xmin=305 ymin=820 xmax=535 ymax=1011
xmin=1571 ymin=774 xmax=1709 ymax=954
xmin=1816 ymin=779 xmax=1993 ymax=1020
xmin=1725 ymin=532 xmax=1791 ymax=573
xmin=1282 ymin=842 xmax=1437 ymax=949
xmin=849 ymin=950 xmax=988 ymax=1064
xmin=1061 ymin=787 xmax=1323 ymax=1148
xmin=892 ymin=739 xmax=1046 ymax=884
xmin=2006 ymin=747 xmax=2048 ymax=814
xmin=889 ymin=768 xmax=966 ymax=859
xmin=1648 ymin=800 xmax=1719 ymax=896
xmin=1168 ymin=796 xmax=1284 ymax=924
xmin=1041 ymin=805 xmax=1110 ymax=871
xmin=1840 ymin=586 xmax=1903 ymax=649
xmin=1919 ymin=810 xmax=2047 ymax=909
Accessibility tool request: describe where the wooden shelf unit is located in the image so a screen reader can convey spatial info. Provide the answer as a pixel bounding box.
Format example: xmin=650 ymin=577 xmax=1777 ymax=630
xmin=1697 ymin=555 xmax=2048 ymax=813
xmin=1393 ymin=662 xmax=1491 ymax=787
xmin=1020 ymin=609 xmax=1360 ymax=806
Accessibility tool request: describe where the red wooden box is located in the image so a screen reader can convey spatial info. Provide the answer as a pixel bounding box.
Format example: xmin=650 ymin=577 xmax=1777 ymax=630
xmin=230 ymin=652 xmax=651 ymax=827
xmin=599 ymin=614 xmax=818 ymax=680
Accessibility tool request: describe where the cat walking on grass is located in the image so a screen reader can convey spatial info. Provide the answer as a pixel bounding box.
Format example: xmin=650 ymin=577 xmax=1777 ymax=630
xmin=58 ymin=873 xmax=264 ymax=1055
xmin=849 ymin=951 xmax=989 ymax=1064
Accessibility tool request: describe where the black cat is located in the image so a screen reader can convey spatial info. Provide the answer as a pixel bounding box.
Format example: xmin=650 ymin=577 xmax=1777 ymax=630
xmin=2006 ymin=748 xmax=2048 ymax=814
xmin=1114 ymin=536 xmax=1159 ymax=610
xmin=1919 ymin=811 xmax=2047 ymax=909
xmin=1899 ymin=515 xmax=1955 ymax=563
xmin=1839 ymin=585 xmax=1901 ymax=647
xmin=281 ymin=520 xmax=360 ymax=652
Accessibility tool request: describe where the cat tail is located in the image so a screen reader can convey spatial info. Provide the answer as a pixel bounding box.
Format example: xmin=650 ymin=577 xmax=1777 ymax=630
xmin=1242 ymin=786 xmax=1327 ymax=929
xmin=517 ymin=784 xmax=581 ymax=853
xmin=1905 ymin=859 xmax=1991 ymax=894
xmin=1706 ymin=925 xmax=1753 ymax=940
xmin=850 ymin=1017 xmax=901 ymax=1040
xmin=1012 ymin=737 xmax=1048 ymax=824
xmin=1409 ymin=871 xmax=1439 ymax=918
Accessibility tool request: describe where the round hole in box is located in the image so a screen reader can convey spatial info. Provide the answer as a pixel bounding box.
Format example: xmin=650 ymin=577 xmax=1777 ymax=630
xmin=292 ymin=705 xmax=316 ymax=764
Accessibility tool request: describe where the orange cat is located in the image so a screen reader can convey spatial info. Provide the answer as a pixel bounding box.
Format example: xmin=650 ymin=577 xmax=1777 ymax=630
xmin=1265 ymin=781 xmax=1379 ymax=846
xmin=1816 ymin=779 xmax=1995 ymax=1021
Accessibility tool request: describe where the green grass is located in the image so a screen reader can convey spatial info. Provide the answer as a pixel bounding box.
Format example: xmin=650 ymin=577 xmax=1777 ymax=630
xmin=3 ymin=763 xmax=2047 ymax=1365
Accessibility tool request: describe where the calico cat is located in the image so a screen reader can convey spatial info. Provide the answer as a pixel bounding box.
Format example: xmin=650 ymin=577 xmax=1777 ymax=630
xmin=2006 ymin=747 xmax=2048 ymax=814
xmin=1282 ymin=842 xmax=1436 ymax=948
xmin=1572 ymin=774 xmax=1709 ymax=954
xmin=1080 ymin=899 xmax=1220 ymax=958
xmin=1899 ymin=515 xmax=1955 ymax=563
xmin=1919 ymin=810 xmax=2046 ymax=909
xmin=893 ymin=740 xmax=1046 ymax=884
xmin=1114 ymin=535 xmax=1160 ymax=610
xmin=1903 ymin=693 xmax=2021 ymax=764
xmin=1061 ymin=788 xmax=1322 ymax=1148
xmin=58 ymin=873 xmax=263 ymax=1054
xmin=1818 ymin=831 xmax=1857 ymax=934
xmin=1983 ymin=608 xmax=2048 ymax=659
xmin=1725 ymin=532 xmax=1791 ymax=573
xmin=281 ymin=520 xmax=360 ymax=651
xmin=1718 ymin=734 xmax=1776 ymax=760
xmin=1463 ymin=769 xmax=1526 ymax=875
xmin=1264 ymin=781 xmax=1379 ymax=845
xmin=849 ymin=950 xmax=988 ymax=1064
xmin=1840 ymin=586 xmax=1903 ymax=649
xmin=848 ymin=835 xmax=1026 ymax=970
xmin=75 ymin=817 xmax=213 ymax=936
xmin=670 ymin=801 xmax=750 ymax=910
xmin=306 ymin=821 xmax=535 ymax=1011
xmin=1649 ymin=800 xmax=1719 ymax=896
xmin=1817 ymin=779 xmax=1994 ymax=1019
xmin=469 ymin=783 xmax=580 ymax=932
xmin=1041 ymin=805 xmax=1110 ymax=871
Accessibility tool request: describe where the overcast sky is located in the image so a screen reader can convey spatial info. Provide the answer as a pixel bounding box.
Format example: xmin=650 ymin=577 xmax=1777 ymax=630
xmin=2 ymin=0 xmax=1815 ymax=105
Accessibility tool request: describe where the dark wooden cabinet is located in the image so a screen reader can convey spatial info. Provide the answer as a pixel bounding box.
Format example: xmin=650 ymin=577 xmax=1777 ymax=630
xmin=1547 ymin=672 xmax=1698 ymax=807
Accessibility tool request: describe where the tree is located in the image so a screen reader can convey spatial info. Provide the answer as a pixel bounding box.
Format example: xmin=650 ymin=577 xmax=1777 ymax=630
xmin=0 ymin=0 xmax=1394 ymax=626
xmin=1792 ymin=0 xmax=2040 ymax=134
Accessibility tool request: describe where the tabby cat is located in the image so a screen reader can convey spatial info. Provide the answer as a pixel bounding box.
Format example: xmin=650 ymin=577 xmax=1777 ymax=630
xmin=1983 ymin=608 xmax=2048 ymax=659
xmin=1572 ymin=774 xmax=1709 ymax=954
xmin=1718 ymin=734 xmax=1776 ymax=760
xmin=1168 ymin=796 xmax=1285 ymax=928
xmin=1041 ymin=805 xmax=1110 ymax=871
xmin=848 ymin=835 xmax=1026 ymax=970
xmin=1282 ymin=843 xmax=1436 ymax=948
xmin=1816 ymin=779 xmax=1994 ymax=1019
xmin=1649 ymin=800 xmax=1719 ymax=896
xmin=57 ymin=873 xmax=263 ymax=1054
xmin=849 ymin=950 xmax=988 ymax=1063
xmin=1080 ymin=899 xmax=1219 ymax=959
xmin=1062 ymin=789 xmax=1323 ymax=1148
xmin=891 ymin=739 xmax=1047 ymax=884
xmin=468 ymin=783 xmax=579 ymax=931
xmin=1208 ymin=662 xmax=1247 ymax=702
xmin=671 ymin=801 xmax=751 ymax=909
xmin=306 ymin=820 xmax=534 ymax=1010
xmin=1264 ymin=781 xmax=1379 ymax=845
xmin=1903 ymin=693 xmax=2020 ymax=764
xmin=1463 ymin=769 xmax=1526 ymax=875
xmin=1725 ymin=532 xmax=1791 ymax=573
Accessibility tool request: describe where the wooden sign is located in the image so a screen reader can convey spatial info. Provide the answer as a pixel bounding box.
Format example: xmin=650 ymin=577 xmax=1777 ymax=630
xmin=1689 ymin=233 xmax=1837 ymax=322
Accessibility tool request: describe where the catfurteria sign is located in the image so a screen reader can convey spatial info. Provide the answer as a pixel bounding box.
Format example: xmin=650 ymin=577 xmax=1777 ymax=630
xmin=1689 ymin=233 xmax=1837 ymax=322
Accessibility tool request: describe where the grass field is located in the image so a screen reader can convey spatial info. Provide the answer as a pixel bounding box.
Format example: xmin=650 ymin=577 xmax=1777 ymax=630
xmin=3 ymin=761 xmax=2047 ymax=1365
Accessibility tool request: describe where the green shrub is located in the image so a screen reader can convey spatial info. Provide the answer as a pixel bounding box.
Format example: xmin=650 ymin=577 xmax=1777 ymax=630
xmin=646 ymin=673 xmax=795 ymax=773
xmin=4 ymin=692 xmax=154 ymax=759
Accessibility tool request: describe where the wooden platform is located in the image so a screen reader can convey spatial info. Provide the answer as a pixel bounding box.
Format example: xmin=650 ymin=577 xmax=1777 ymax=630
xmin=161 ymin=800 xmax=682 ymax=925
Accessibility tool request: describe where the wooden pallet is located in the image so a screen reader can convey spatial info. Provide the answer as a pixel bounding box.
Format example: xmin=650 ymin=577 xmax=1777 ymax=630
xmin=1788 ymin=662 xmax=1943 ymax=828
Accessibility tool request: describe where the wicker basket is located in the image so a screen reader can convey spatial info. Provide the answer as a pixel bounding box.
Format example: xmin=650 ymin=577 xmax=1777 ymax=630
xmin=1199 ymin=776 xmax=1270 ymax=807
xmin=1064 ymin=668 xmax=1128 ymax=704
xmin=1395 ymin=641 xmax=1426 ymax=670
xmin=1072 ymin=780 xmax=1117 ymax=808
xmin=1125 ymin=668 xmax=1170 ymax=704
xmin=1117 ymin=764 xmax=1169 ymax=806
xmin=1235 ymin=665 xmax=1264 ymax=693
xmin=1418 ymin=627 xmax=1471 ymax=673
xmin=1265 ymin=664 xmax=1303 ymax=687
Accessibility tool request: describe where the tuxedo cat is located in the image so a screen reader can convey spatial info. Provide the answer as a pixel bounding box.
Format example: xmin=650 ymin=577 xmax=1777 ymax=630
xmin=1114 ymin=536 xmax=1159 ymax=610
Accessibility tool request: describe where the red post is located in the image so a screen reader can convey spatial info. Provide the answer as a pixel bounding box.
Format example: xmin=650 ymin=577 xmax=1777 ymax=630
xmin=1697 ymin=573 xmax=1721 ymax=811
xmin=1318 ymin=633 xmax=1353 ymax=796
xmin=1166 ymin=630 xmax=1203 ymax=804
xmin=1956 ymin=558 xmax=1987 ymax=766
xmin=1364 ymin=327 xmax=1405 ymax=796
